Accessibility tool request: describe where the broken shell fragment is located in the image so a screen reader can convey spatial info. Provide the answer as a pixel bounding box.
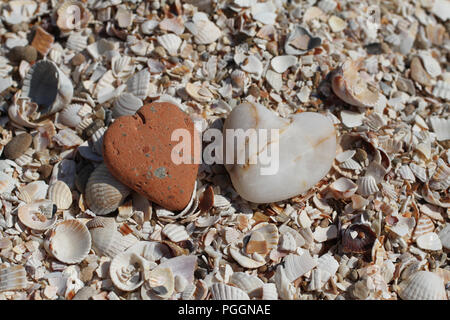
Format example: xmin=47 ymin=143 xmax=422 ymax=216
xmin=110 ymin=252 xmax=148 ymax=292
xmin=0 ymin=265 xmax=28 ymax=292
xmin=18 ymin=199 xmax=57 ymax=231
xmin=211 ymin=283 xmax=250 ymax=300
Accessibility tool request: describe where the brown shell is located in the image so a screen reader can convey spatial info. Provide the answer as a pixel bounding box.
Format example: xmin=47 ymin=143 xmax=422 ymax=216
xmin=341 ymin=224 xmax=377 ymax=253
xmin=198 ymin=186 xmax=214 ymax=212
xmin=31 ymin=26 xmax=54 ymax=56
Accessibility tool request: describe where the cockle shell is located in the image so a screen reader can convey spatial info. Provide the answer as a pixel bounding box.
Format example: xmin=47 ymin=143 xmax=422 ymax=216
xmin=429 ymin=116 xmax=450 ymax=141
xmin=126 ymin=69 xmax=151 ymax=100
xmin=58 ymin=104 xmax=84 ymax=128
xmin=222 ymin=102 xmax=336 ymax=203
xmin=185 ymin=13 xmax=221 ymax=44
xmin=230 ymin=272 xmax=264 ymax=294
xmin=47 ymin=220 xmax=92 ymax=264
xmin=86 ymin=217 xmax=138 ymax=258
xmin=162 ymin=224 xmax=190 ymax=242
xmin=157 ymin=255 xmax=197 ymax=284
xmin=157 ymin=34 xmax=181 ymax=56
xmin=229 ymin=246 xmax=265 ymax=269
xmin=110 ymin=251 xmax=148 ymax=292
xmin=211 ymin=283 xmax=250 ymax=300
xmin=0 ymin=265 xmax=28 ymax=292
xmin=438 ymin=224 xmax=450 ymax=250
xmin=412 ymin=215 xmax=434 ymax=241
xmin=22 ymin=60 xmax=74 ymax=115
xmin=245 ymin=223 xmax=279 ymax=255
xmin=66 ymin=33 xmax=88 ymax=52
xmin=85 ymin=163 xmax=131 ymax=216
xmin=432 ymin=81 xmax=450 ymax=101
xmin=112 ymin=93 xmax=143 ymax=118
xmin=18 ymin=180 xmax=48 ymax=203
xmin=31 ymin=26 xmax=54 ymax=56
xmin=331 ymin=58 xmax=386 ymax=109
xmin=416 ymin=232 xmax=442 ymax=251
xmin=47 ymin=180 xmax=72 ymax=210
xmin=329 ymin=177 xmax=358 ymax=199
xmin=398 ymin=271 xmax=447 ymax=300
xmin=283 ymin=252 xmax=317 ymax=282
xmin=17 ymin=199 xmax=57 ymax=231
xmin=126 ymin=241 xmax=171 ymax=262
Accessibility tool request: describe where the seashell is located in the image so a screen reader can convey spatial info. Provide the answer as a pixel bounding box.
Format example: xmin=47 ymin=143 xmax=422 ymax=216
xmin=125 ymin=241 xmax=171 ymax=262
xmin=141 ymin=20 xmax=159 ymax=35
xmin=31 ymin=26 xmax=54 ymax=56
xmin=398 ymin=165 xmax=415 ymax=182
xmin=53 ymin=128 xmax=84 ymax=147
xmin=115 ymin=7 xmax=134 ymax=29
xmin=47 ymin=219 xmax=92 ymax=264
xmin=328 ymin=15 xmax=347 ymax=33
xmin=175 ymin=275 xmax=189 ymax=293
xmin=198 ymin=186 xmax=214 ymax=212
xmin=229 ymin=246 xmax=265 ymax=269
xmin=410 ymin=56 xmax=432 ymax=86
xmin=409 ymin=163 xmax=427 ymax=183
xmin=412 ymin=215 xmax=434 ymax=241
xmin=329 ymin=177 xmax=358 ymax=199
xmin=418 ymin=52 xmax=441 ymax=78
xmin=274 ymin=265 xmax=295 ymax=300
xmin=265 ymin=70 xmax=282 ymax=92
xmin=340 ymin=110 xmax=364 ymax=128
xmin=241 ymin=55 xmax=263 ymax=77
xmin=185 ymin=13 xmax=221 ymax=44
xmin=157 ymin=34 xmax=181 ymax=56
xmin=66 ymin=32 xmax=88 ymax=52
xmin=271 ymin=55 xmax=297 ymax=73
xmin=85 ymin=163 xmax=131 ymax=216
xmin=0 ymin=172 xmax=17 ymax=194
xmin=416 ymin=232 xmax=442 ymax=251
xmin=318 ymin=0 xmax=337 ymax=12
xmin=17 ymin=199 xmax=57 ymax=231
xmin=147 ymin=267 xmax=175 ymax=299
xmin=438 ymin=224 xmax=450 ymax=250
xmin=47 ymin=180 xmax=72 ymax=210
xmin=230 ymin=272 xmax=264 ymax=294
xmin=126 ymin=68 xmax=151 ymax=100
xmin=261 ymin=283 xmax=278 ymax=300
xmin=285 ymin=26 xmax=321 ymax=55
xmin=341 ymin=224 xmax=377 ymax=254
xmin=162 ymin=224 xmax=190 ymax=242
xmin=0 ymin=265 xmax=28 ymax=292
xmin=87 ymin=217 xmax=138 ymax=258
xmin=313 ymin=225 xmax=338 ymax=242
xmin=398 ymin=271 xmax=446 ymax=300
xmin=331 ymin=58 xmax=386 ymax=109
xmin=211 ymin=283 xmax=250 ymax=300
xmin=430 ymin=158 xmax=450 ymax=189
xmin=185 ymin=83 xmax=214 ymax=103
xmin=110 ymin=252 xmax=148 ymax=292
xmin=90 ymin=127 xmax=106 ymax=156
xmin=56 ymin=1 xmax=91 ymax=32
xmin=432 ymin=81 xmax=450 ymax=101
xmin=58 ymin=104 xmax=84 ymax=128
xmin=356 ymin=175 xmax=379 ymax=196
xmin=422 ymin=183 xmax=450 ymax=208
xmin=18 ymin=180 xmax=48 ymax=203
xmin=22 ymin=60 xmax=74 ymax=115
xmin=112 ymin=93 xmax=143 ymax=118
xmin=230 ymin=69 xmax=248 ymax=89
xmin=284 ymin=252 xmax=317 ymax=282
xmin=111 ymin=55 xmax=135 ymax=80
xmin=317 ymin=253 xmax=339 ymax=283
xmin=159 ymin=17 xmax=185 ymax=35
xmin=157 ymin=255 xmax=197 ymax=284
xmin=429 ymin=116 xmax=450 ymax=141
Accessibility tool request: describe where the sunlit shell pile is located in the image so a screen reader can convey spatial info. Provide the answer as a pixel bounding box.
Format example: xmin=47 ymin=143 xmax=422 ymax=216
xmin=0 ymin=0 xmax=448 ymax=300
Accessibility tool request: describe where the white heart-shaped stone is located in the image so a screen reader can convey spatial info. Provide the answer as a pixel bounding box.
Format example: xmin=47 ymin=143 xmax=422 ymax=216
xmin=222 ymin=102 xmax=336 ymax=203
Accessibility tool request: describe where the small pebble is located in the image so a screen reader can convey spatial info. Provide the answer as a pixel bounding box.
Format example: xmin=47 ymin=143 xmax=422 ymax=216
xmin=9 ymin=45 xmax=37 ymax=63
xmin=3 ymin=133 xmax=33 ymax=160
xmin=71 ymin=53 xmax=86 ymax=66
xmin=38 ymin=164 xmax=53 ymax=179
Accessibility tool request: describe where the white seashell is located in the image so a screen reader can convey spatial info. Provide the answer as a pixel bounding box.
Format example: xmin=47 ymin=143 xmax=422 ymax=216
xmin=110 ymin=252 xmax=148 ymax=292
xmin=147 ymin=267 xmax=174 ymax=298
xmin=175 ymin=275 xmax=189 ymax=293
xmin=409 ymin=163 xmax=427 ymax=183
xmin=416 ymin=232 xmax=442 ymax=251
xmin=279 ymin=232 xmax=297 ymax=252
xmin=47 ymin=220 xmax=92 ymax=264
xmin=430 ymin=158 xmax=450 ymax=190
xmin=279 ymin=224 xmax=306 ymax=248
xmin=398 ymin=271 xmax=446 ymax=300
xmin=157 ymin=34 xmax=181 ymax=56
xmin=162 ymin=224 xmax=189 ymax=242
xmin=141 ymin=20 xmax=159 ymax=35
xmin=432 ymin=81 xmax=450 ymax=101
xmin=18 ymin=180 xmax=48 ymax=203
xmin=126 ymin=69 xmax=151 ymax=100
xmin=58 ymin=104 xmax=83 ymax=128
xmin=398 ymin=165 xmax=416 ymax=182
xmin=438 ymin=224 xmax=450 ymax=250
xmin=313 ymin=225 xmax=338 ymax=242
xmin=246 ymin=223 xmax=279 ymax=254
xmin=112 ymin=92 xmax=143 ymax=118
xmin=8 ymin=93 xmax=43 ymax=128
xmin=87 ymin=217 xmax=138 ymax=258
xmin=284 ymin=252 xmax=317 ymax=282
xmin=340 ymin=110 xmax=364 ymax=128
xmin=335 ymin=150 xmax=356 ymax=163
xmin=185 ymin=83 xmax=214 ymax=103
xmin=317 ymin=253 xmax=339 ymax=284
xmin=229 ymin=246 xmax=265 ymax=269
xmin=340 ymin=158 xmax=362 ymax=171
xmin=274 ymin=265 xmax=296 ymax=300
xmin=125 ymin=241 xmax=171 ymax=262
xmin=328 ymin=15 xmax=347 ymax=33
xmin=47 ymin=180 xmax=72 ymax=210
xmin=17 ymin=199 xmax=57 ymax=231
xmin=329 ymin=177 xmax=358 ymax=199
xmin=261 ymin=283 xmax=278 ymax=300
xmin=418 ymin=52 xmax=441 ymax=78
xmin=412 ymin=215 xmax=435 ymax=241
xmin=0 ymin=172 xmax=16 ymax=194
xmin=115 ymin=7 xmax=133 ymax=28
xmin=0 ymin=265 xmax=28 ymax=292
xmin=271 ymin=55 xmax=297 ymax=73
xmin=53 ymin=128 xmax=84 ymax=148
xmin=157 ymin=255 xmax=197 ymax=284
xmin=285 ymin=26 xmax=321 ymax=55
xmin=211 ymin=283 xmax=250 ymax=300
xmin=85 ymin=163 xmax=131 ymax=216
xmin=185 ymin=13 xmax=221 ymax=44
xmin=111 ymin=55 xmax=135 ymax=79
xmin=241 ymin=55 xmax=263 ymax=77
xmin=265 ymin=70 xmax=282 ymax=92
xmin=22 ymin=60 xmax=73 ymax=115
xmin=66 ymin=32 xmax=88 ymax=52
xmin=429 ymin=116 xmax=450 ymax=141
xmin=356 ymin=175 xmax=379 ymax=196
xmin=318 ymin=0 xmax=337 ymax=12
xmin=230 ymin=272 xmax=264 ymax=294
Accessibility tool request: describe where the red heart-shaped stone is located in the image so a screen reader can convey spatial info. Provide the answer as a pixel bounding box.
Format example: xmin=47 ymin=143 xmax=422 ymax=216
xmin=103 ymin=102 xmax=200 ymax=211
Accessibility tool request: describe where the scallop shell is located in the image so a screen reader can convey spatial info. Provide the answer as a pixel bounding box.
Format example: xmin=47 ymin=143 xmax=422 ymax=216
xmin=432 ymin=81 xmax=450 ymax=101
xmin=147 ymin=267 xmax=175 ymax=299
xmin=85 ymin=163 xmax=131 ymax=216
xmin=22 ymin=60 xmax=74 ymax=115
xmin=31 ymin=26 xmax=54 ymax=56
xmin=430 ymin=116 xmax=450 ymax=141
xmin=341 ymin=224 xmax=377 ymax=254
xmin=416 ymin=232 xmax=442 ymax=251
xmin=185 ymin=13 xmax=221 ymax=44
xmin=110 ymin=251 xmax=148 ymax=292
xmin=126 ymin=68 xmax=151 ymax=100
xmin=230 ymin=69 xmax=248 ymax=89
xmin=438 ymin=224 xmax=450 ymax=250
xmin=398 ymin=271 xmax=447 ymax=300
xmin=245 ymin=223 xmax=279 ymax=255
xmin=87 ymin=217 xmax=138 ymax=258
xmin=112 ymin=93 xmax=143 ymax=118
xmin=211 ymin=283 xmax=250 ymax=300
xmin=157 ymin=34 xmax=181 ymax=56
xmin=284 ymin=252 xmax=318 ymax=282
xmin=66 ymin=32 xmax=88 ymax=52
xmin=162 ymin=224 xmax=190 ymax=242
xmin=0 ymin=265 xmax=28 ymax=292
xmin=329 ymin=177 xmax=358 ymax=199
xmin=356 ymin=175 xmax=379 ymax=196
xmin=230 ymin=272 xmax=264 ymax=294
xmin=17 ymin=199 xmax=57 ymax=231
xmin=18 ymin=180 xmax=48 ymax=203
xmin=58 ymin=104 xmax=84 ymax=128
xmin=47 ymin=180 xmax=72 ymax=210
xmin=412 ymin=215 xmax=434 ymax=241
xmin=125 ymin=241 xmax=171 ymax=262
xmin=47 ymin=219 xmax=92 ymax=264
xmin=271 ymin=55 xmax=297 ymax=73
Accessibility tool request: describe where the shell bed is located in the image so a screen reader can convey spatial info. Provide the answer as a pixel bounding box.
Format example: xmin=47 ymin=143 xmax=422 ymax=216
xmin=0 ymin=0 xmax=448 ymax=301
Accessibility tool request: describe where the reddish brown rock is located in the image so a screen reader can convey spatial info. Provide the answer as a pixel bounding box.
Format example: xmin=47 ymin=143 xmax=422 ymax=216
xmin=103 ymin=102 xmax=200 ymax=211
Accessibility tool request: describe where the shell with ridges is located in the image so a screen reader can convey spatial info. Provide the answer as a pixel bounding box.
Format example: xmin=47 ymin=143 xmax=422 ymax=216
xmin=0 ymin=265 xmax=28 ymax=292
xmin=110 ymin=251 xmax=148 ymax=292
xmin=47 ymin=180 xmax=72 ymax=210
xmin=398 ymin=271 xmax=447 ymax=300
xmin=58 ymin=104 xmax=84 ymax=128
xmin=18 ymin=199 xmax=56 ymax=231
xmin=112 ymin=92 xmax=143 ymax=118
xmin=211 ymin=283 xmax=250 ymax=300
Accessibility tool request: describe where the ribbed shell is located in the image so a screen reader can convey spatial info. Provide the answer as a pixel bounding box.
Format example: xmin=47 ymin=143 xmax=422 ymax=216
xmin=412 ymin=215 xmax=434 ymax=241
xmin=18 ymin=180 xmax=48 ymax=203
xmin=18 ymin=199 xmax=57 ymax=231
xmin=0 ymin=265 xmax=28 ymax=292
xmin=48 ymin=220 xmax=92 ymax=264
xmin=230 ymin=272 xmax=264 ymax=294
xmin=85 ymin=163 xmax=131 ymax=215
xmin=157 ymin=34 xmax=181 ymax=56
xmin=59 ymin=104 xmax=83 ymax=128
xmin=398 ymin=271 xmax=447 ymax=300
xmin=162 ymin=224 xmax=190 ymax=242
xmin=47 ymin=180 xmax=72 ymax=210
xmin=211 ymin=283 xmax=250 ymax=300
xmin=86 ymin=217 xmax=137 ymax=258
xmin=126 ymin=69 xmax=151 ymax=100
xmin=112 ymin=92 xmax=143 ymax=118
xmin=109 ymin=251 xmax=146 ymax=292
xmin=356 ymin=175 xmax=379 ymax=196
xmin=90 ymin=127 xmax=106 ymax=156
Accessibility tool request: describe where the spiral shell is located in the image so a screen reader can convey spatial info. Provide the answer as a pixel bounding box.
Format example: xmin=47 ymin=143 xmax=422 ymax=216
xmin=109 ymin=251 xmax=148 ymax=292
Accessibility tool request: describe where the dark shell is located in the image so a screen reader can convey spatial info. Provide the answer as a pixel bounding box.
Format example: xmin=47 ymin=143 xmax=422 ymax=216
xmin=341 ymin=224 xmax=377 ymax=253
xmin=199 ymin=186 xmax=214 ymax=212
